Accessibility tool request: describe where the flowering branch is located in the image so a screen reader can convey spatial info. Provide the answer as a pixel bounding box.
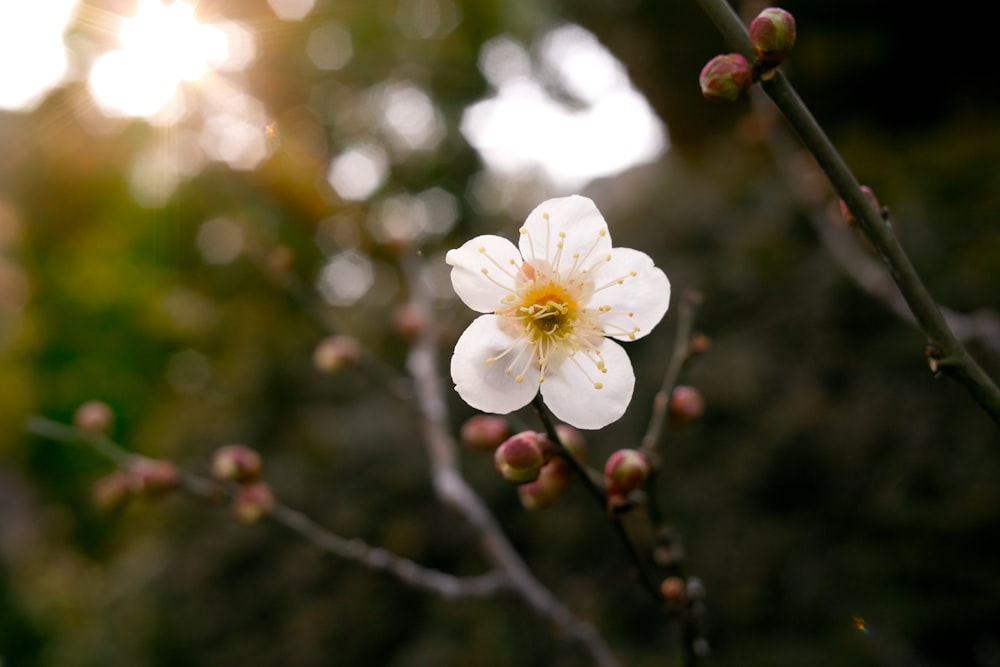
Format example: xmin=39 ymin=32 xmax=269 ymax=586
xmin=25 ymin=416 xmax=506 ymax=599
xmin=403 ymin=256 xmax=623 ymax=667
xmin=695 ymin=0 xmax=1000 ymax=425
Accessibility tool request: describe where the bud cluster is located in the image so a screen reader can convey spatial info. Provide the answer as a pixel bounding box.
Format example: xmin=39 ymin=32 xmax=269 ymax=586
xmin=699 ymin=7 xmax=797 ymax=102
xmin=92 ymin=457 xmax=180 ymax=511
xmin=211 ymin=444 xmax=274 ymax=523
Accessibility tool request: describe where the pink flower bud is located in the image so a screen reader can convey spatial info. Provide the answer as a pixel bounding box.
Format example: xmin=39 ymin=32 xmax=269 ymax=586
xmin=212 ymin=445 xmax=263 ymax=484
xmin=699 ymin=53 xmax=752 ymax=102
xmin=130 ymin=458 xmax=179 ymax=496
xmin=518 ymin=463 xmax=570 ymax=510
xmin=74 ymin=400 xmax=114 ymax=434
xmin=460 ymin=415 xmax=510 ymax=451
xmin=604 ymin=449 xmax=649 ymax=496
xmin=313 ymin=335 xmax=362 ymax=373
xmin=670 ymin=385 xmax=705 ymax=425
xmin=494 ymin=431 xmax=551 ymax=484
xmin=232 ymin=482 xmax=275 ymax=523
xmin=749 ymin=7 xmax=797 ymax=65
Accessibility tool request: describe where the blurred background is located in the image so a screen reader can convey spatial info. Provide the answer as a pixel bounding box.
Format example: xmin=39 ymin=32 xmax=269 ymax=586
xmin=2 ymin=0 xmax=999 ymax=665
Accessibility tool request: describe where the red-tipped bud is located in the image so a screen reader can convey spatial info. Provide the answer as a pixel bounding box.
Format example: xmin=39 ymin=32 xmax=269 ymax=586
xmin=604 ymin=449 xmax=649 ymax=496
xmin=74 ymin=400 xmax=114 ymax=434
xmin=670 ymin=385 xmax=705 ymax=425
xmin=92 ymin=470 xmax=134 ymax=511
xmin=313 ymin=335 xmax=362 ymax=374
xmin=554 ymin=424 xmax=586 ymax=464
xmin=699 ymin=53 xmax=752 ymax=102
xmin=460 ymin=415 xmax=510 ymax=451
xmin=130 ymin=458 xmax=179 ymax=496
xmin=231 ymin=482 xmax=275 ymax=523
xmin=517 ymin=463 xmax=571 ymax=510
xmin=749 ymin=7 xmax=797 ymax=65
xmin=660 ymin=576 xmax=687 ymax=605
xmin=494 ymin=431 xmax=551 ymax=484
xmin=839 ymin=185 xmax=880 ymax=227
xmin=212 ymin=445 xmax=263 ymax=484
xmin=688 ymin=333 xmax=712 ymax=358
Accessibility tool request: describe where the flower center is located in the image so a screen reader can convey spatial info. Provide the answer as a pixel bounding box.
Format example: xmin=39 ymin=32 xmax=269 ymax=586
xmin=519 ymin=280 xmax=578 ymax=344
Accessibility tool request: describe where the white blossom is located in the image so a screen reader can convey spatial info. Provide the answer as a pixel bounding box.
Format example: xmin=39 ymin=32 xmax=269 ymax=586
xmin=446 ymin=195 xmax=670 ymax=429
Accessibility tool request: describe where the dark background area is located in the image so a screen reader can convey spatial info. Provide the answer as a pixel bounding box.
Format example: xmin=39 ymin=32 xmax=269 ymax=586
xmin=2 ymin=0 xmax=999 ymax=665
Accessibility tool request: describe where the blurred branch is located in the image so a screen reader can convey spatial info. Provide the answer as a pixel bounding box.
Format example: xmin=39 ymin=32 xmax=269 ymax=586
xmin=695 ymin=0 xmax=1000 ymax=426
xmin=403 ymin=255 xmax=623 ymax=667
xmin=751 ymin=89 xmax=1000 ymax=361
xmin=641 ymin=290 xmax=703 ymax=459
xmin=24 ymin=416 xmax=508 ymax=601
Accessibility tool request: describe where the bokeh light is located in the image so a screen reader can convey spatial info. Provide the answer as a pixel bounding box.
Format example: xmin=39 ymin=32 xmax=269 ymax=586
xmin=462 ymin=23 xmax=666 ymax=190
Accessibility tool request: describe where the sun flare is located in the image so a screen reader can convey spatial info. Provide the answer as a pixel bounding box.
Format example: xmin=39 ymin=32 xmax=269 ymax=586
xmin=88 ymin=0 xmax=230 ymax=118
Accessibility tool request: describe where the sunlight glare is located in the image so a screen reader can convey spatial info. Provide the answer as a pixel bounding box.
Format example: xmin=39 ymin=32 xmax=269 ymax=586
xmin=0 ymin=1 xmax=79 ymax=112
xmin=88 ymin=0 xmax=232 ymax=118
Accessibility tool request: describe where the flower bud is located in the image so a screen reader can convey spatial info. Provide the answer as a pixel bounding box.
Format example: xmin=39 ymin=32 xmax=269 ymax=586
xmin=669 ymin=385 xmax=705 ymax=425
xmin=392 ymin=302 xmax=431 ymax=340
xmin=699 ymin=53 xmax=752 ymax=102
xmin=460 ymin=415 xmax=510 ymax=451
xmin=130 ymin=458 xmax=179 ymax=496
xmin=749 ymin=7 xmax=796 ymax=65
xmin=494 ymin=431 xmax=551 ymax=484
xmin=518 ymin=463 xmax=570 ymax=510
xmin=211 ymin=445 xmax=263 ymax=484
xmin=839 ymin=185 xmax=880 ymax=228
xmin=687 ymin=333 xmax=711 ymax=358
xmin=660 ymin=576 xmax=687 ymax=604
xmin=74 ymin=400 xmax=114 ymax=434
xmin=92 ymin=470 xmax=134 ymax=512
xmin=313 ymin=335 xmax=362 ymax=374
xmin=604 ymin=449 xmax=649 ymax=496
xmin=231 ymin=482 xmax=275 ymax=523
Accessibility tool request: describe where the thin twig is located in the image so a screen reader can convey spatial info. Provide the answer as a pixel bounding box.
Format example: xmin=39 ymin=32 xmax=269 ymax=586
xmin=531 ymin=396 xmax=664 ymax=605
xmin=694 ymin=0 xmax=1000 ymax=425
xmin=640 ymin=290 xmax=703 ymax=459
xmin=24 ymin=416 xmax=510 ymax=601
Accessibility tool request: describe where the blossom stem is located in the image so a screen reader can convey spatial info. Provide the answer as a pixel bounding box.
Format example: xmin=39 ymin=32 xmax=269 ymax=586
xmin=531 ymin=395 xmax=663 ymax=603
xmin=694 ymin=0 xmax=1000 ymax=426
xmin=641 ymin=290 xmax=702 ymax=460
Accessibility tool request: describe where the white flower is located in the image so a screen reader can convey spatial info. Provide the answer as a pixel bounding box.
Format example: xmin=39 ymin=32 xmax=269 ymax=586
xmin=446 ymin=195 xmax=670 ymax=429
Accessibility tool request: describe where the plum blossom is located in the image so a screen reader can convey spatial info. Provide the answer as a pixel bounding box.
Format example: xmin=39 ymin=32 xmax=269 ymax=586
xmin=446 ymin=195 xmax=670 ymax=429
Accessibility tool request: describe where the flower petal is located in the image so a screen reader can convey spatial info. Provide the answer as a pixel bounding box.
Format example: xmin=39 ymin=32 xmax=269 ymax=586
xmin=519 ymin=195 xmax=613 ymax=269
xmin=446 ymin=235 xmax=523 ymax=313
xmin=588 ymin=247 xmax=670 ymax=341
xmin=540 ymin=338 xmax=635 ymax=429
xmin=451 ymin=314 xmax=539 ymax=414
